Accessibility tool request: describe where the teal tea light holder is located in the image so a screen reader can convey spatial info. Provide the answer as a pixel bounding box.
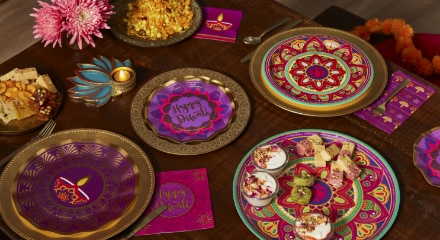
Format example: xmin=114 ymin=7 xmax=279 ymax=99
xmin=67 ymin=56 xmax=136 ymax=107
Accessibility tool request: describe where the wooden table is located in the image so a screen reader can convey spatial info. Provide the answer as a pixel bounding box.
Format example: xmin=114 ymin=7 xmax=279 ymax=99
xmin=1 ymin=0 xmax=440 ymax=239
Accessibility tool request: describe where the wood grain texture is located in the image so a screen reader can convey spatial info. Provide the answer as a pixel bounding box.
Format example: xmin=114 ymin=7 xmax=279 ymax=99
xmin=1 ymin=0 xmax=440 ymax=240
xmin=2 ymin=0 xmax=440 ymax=63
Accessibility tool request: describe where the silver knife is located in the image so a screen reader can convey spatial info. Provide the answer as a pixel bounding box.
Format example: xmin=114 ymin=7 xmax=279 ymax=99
xmin=119 ymin=205 xmax=168 ymax=240
xmin=240 ymin=18 xmax=303 ymax=63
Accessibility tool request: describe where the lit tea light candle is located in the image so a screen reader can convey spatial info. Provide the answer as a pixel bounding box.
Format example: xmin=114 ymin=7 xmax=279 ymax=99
xmin=110 ymin=67 xmax=136 ymax=96
xmin=112 ymin=67 xmax=134 ymax=82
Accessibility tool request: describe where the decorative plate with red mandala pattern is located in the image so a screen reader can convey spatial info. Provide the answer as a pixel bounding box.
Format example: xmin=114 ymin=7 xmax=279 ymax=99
xmin=250 ymin=27 xmax=388 ymax=117
xmin=233 ymin=129 xmax=400 ymax=240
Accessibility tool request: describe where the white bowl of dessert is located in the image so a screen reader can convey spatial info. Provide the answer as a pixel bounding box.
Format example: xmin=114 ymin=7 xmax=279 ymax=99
xmin=293 ymin=212 xmax=334 ymax=240
xmin=241 ymin=171 xmax=279 ymax=207
xmin=251 ymin=143 xmax=288 ymax=176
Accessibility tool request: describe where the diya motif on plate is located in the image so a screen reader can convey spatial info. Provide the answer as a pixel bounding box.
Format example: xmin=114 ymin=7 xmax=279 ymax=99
xmin=250 ymin=27 xmax=388 ymax=117
xmin=0 ymin=129 xmax=155 ymax=240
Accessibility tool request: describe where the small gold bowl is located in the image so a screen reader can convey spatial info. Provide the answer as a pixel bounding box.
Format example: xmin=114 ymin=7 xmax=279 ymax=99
xmin=110 ymin=67 xmax=136 ymax=96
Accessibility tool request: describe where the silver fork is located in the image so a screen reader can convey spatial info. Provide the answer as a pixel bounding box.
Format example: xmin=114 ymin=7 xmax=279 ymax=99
xmin=373 ymin=78 xmax=410 ymax=115
xmin=0 ymin=119 xmax=56 ymax=167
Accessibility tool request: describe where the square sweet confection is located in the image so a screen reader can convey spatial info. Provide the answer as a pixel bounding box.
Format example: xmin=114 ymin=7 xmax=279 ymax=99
xmin=321 ymin=144 xmax=341 ymax=161
xmin=335 ymin=155 xmax=361 ymax=180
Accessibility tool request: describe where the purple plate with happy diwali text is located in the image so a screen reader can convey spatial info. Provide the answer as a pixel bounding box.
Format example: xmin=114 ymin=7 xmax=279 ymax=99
xmin=145 ymin=76 xmax=236 ymax=143
xmin=0 ymin=129 xmax=155 ymax=240
xmin=131 ymin=68 xmax=250 ymax=155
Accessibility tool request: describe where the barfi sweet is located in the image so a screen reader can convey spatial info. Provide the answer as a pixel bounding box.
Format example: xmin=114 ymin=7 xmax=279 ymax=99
xmin=252 ymin=143 xmax=288 ymax=176
xmin=242 ymin=171 xmax=278 ymax=207
xmin=294 ymin=212 xmax=334 ymax=240
xmin=338 ymin=141 xmax=356 ymax=157
xmin=296 ymin=138 xmax=314 ymax=157
xmin=320 ymin=144 xmax=341 ymax=161
xmin=329 ymin=161 xmax=344 ymax=188
xmin=335 ymin=154 xmax=362 ymax=180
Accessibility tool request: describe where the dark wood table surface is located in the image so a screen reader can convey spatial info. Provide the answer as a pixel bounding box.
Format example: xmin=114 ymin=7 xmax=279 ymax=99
xmin=1 ymin=0 xmax=440 ymax=239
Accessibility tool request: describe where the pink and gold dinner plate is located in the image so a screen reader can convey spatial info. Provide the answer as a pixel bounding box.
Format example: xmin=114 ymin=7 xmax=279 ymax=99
xmin=0 ymin=129 xmax=155 ymax=240
xmin=250 ymin=27 xmax=388 ymax=117
xmin=233 ymin=129 xmax=400 ymax=240
xmin=131 ymin=68 xmax=251 ymax=155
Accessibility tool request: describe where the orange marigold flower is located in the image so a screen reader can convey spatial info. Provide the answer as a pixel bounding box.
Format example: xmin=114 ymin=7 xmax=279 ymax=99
xmin=432 ymin=56 xmax=440 ymax=74
xmin=401 ymin=46 xmax=422 ymax=66
xmin=365 ymin=18 xmax=382 ymax=33
xmin=392 ymin=24 xmax=414 ymax=38
xmin=381 ymin=19 xmax=393 ymax=35
xmin=351 ymin=25 xmax=371 ymax=41
xmin=395 ymin=36 xmax=414 ymax=54
xmin=415 ymin=58 xmax=434 ymax=77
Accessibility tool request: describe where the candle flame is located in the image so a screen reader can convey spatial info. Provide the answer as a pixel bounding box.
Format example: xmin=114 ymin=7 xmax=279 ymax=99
xmin=217 ymin=13 xmax=224 ymax=22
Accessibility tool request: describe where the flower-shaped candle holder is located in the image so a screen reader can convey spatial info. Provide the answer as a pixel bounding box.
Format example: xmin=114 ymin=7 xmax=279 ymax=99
xmin=68 ymin=56 xmax=135 ymax=107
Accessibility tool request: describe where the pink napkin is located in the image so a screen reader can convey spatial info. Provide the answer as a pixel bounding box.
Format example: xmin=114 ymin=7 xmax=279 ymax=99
xmin=135 ymin=168 xmax=214 ymax=235
xmin=354 ymin=70 xmax=436 ymax=134
xmin=375 ymin=33 xmax=440 ymax=86
xmin=193 ymin=7 xmax=243 ymax=42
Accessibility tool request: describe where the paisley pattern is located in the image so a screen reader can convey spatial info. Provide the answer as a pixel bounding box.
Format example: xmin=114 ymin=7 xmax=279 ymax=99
xmin=15 ymin=142 xmax=136 ymax=233
xmin=263 ymin=34 xmax=372 ymax=107
xmin=67 ymin=55 xmax=133 ymax=107
xmin=233 ymin=130 xmax=400 ymax=240
xmin=414 ymin=127 xmax=440 ymax=187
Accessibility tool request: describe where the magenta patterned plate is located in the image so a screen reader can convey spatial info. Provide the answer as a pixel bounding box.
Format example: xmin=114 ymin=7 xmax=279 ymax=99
xmin=0 ymin=129 xmax=155 ymax=240
xmin=250 ymin=27 xmax=387 ymax=116
xmin=145 ymin=76 xmax=236 ymax=143
xmin=413 ymin=126 xmax=440 ymax=187
xmin=233 ymin=129 xmax=400 ymax=240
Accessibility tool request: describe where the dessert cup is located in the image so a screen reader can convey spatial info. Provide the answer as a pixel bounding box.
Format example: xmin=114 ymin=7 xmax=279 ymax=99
xmin=252 ymin=143 xmax=288 ymax=176
xmin=241 ymin=171 xmax=279 ymax=207
xmin=293 ymin=212 xmax=334 ymax=240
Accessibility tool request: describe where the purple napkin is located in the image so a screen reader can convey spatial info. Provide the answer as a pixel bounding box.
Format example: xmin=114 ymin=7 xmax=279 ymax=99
xmin=135 ymin=168 xmax=214 ymax=235
xmin=354 ymin=70 xmax=436 ymax=134
xmin=193 ymin=7 xmax=243 ymax=42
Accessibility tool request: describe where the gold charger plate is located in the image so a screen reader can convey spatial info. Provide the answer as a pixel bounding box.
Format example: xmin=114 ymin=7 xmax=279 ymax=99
xmin=131 ymin=68 xmax=251 ymax=155
xmin=250 ymin=26 xmax=388 ymax=117
xmin=109 ymin=0 xmax=203 ymax=47
xmin=0 ymin=129 xmax=155 ymax=240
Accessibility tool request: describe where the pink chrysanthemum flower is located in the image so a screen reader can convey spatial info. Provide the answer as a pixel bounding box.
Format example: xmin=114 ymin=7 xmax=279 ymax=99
xmin=62 ymin=0 xmax=114 ymax=49
xmin=30 ymin=1 xmax=64 ymax=48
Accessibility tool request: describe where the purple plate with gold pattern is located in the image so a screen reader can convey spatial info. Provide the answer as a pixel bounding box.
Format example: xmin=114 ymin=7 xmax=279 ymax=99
xmin=233 ymin=129 xmax=400 ymax=240
xmin=0 ymin=129 xmax=155 ymax=240
xmin=145 ymin=77 xmax=236 ymax=143
xmin=131 ymin=68 xmax=251 ymax=155
xmin=414 ymin=126 xmax=440 ymax=187
xmin=250 ymin=27 xmax=387 ymax=117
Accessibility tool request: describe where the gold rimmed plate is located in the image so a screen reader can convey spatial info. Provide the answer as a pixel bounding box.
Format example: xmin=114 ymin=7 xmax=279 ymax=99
xmin=109 ymin=0 xmax=203 ymax=47
xmin=144 ymin=76 xmax=236 ymax=143
xmin=250 ymin=26 xmax=388 ymax=117
xmin=0 ymin=129 xmax=155 ymax=240
xmin=131 ymin=68 xmax=251 ymax=155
